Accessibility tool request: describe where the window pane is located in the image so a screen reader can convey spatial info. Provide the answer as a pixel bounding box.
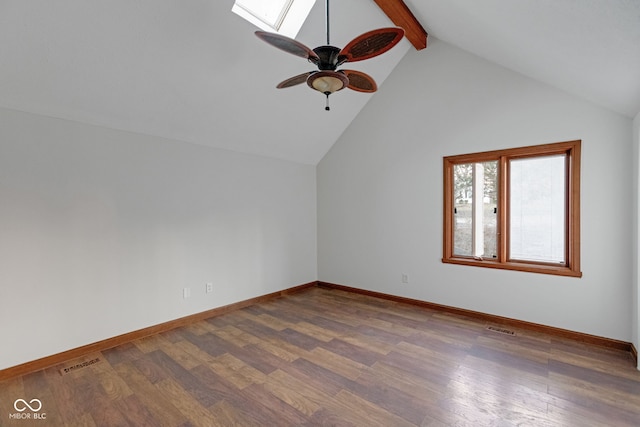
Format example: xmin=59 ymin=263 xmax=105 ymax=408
xmin=509 ymin=155 xmax=565 ymax=263
xmin=453 ymin=163 xmax=473 ymax=256
xmin=453 ymin=161 xmax=497 ymax=258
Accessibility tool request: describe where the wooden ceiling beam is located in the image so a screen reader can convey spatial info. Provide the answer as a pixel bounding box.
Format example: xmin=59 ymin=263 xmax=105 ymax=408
xmin=373 ymin=0 xmax=428 ymax=50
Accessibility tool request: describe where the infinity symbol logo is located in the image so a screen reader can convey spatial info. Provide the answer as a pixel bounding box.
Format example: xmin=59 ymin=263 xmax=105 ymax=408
xmin=14 ymin=398 xmax=42 ymax=412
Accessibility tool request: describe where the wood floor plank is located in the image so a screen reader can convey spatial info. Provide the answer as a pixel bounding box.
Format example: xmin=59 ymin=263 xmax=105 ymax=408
xmin=233 ymin=310 xmax=288 ymax=332
xmin=302 ymin=408 xmax=359 ymax=426
xmin=307 ymin=314 xmax=359 ymax=336
xmin=211 ymin=324 xmax=263 ymax=347
xmin=232 ymin=317 xmax=284 ymax=343
xmin=74 ymin=413 xmax=99 ymax=427
xmin=476 ymin=334 xmax=551 ymax=365
xmin=114 ymin=393 xmax=166 ymax=426
xmin=547 ymin=378 xmax=640 ymax=427
xmin=219 ymin=343 xmax=281 ymax=375
xmin=253 ymin=338 xmax=302 ymax=363
xmin=468 ymin=343 xmax=550 ymax=377
xmin=206 ymin=353 xmax=266 ymax=390
xmin=347 ymin=368 xmax=436 ymax=425
xmin=450 ymin=364 xmax=551 ymax=401
xmin=148 ymin=351 xmax=225 ymax=408
xmin=394 ymin=339 xmax=465 ymax=369
xmin=437 ymin=392 xmax=523 ymax=427
xmin=369 ymin=360 xmax=449 ymax=396
xmin=114 ymin=361 xmax=187 ymax=426
xmin=358 ymin=315 xmax=416 ymax=337
xmin=42 ymin=369 xmax=87 ymax=425
xmin=287 ymin=320 xmax=337 ymax=342
xmin=131 ymin=355 xmax=170 ymax=385
xmin=286 ymin=357 xmax=357 ymax=396
xmin=277 ymin=327 xmax=325 ymax=351
xmin=460 ymin=353 xmax=550 ymax=392
xmin=550 ymin=347 xmax=640 ymax=380
xmin=338 ymin=331 xmax=395 ymax=355
xmin=331 ymin=389 xmax=416 ymax=427
xmin=239 ymin=382 xmax=311 ymax=425
xmin=380 ymin=350 xmax=454 ymax=388
xmin=545 ymin=400 xmax=624 ymax=427
xmin=133 ymin=333 xmax=175 ymax=354
xmin=547 ymin=371 xmax=640 ymax=414
xmin=207 ymin=399 xmax=260 ymax=427
xmin=159 ymin=340 xmax=203 ymax=371
xmin=549 ymin=359 xmax=640 ymax=396
xmin=442 ymin=377 xmax=553 ymax=426
xmin=303 ymin=347 xmax=368 ymax=381
xmin=180 ymin=329 xmax=237 ymax=358
xmin=173 ymin=338 xmax=220 ymax=365
xmin=262 ymin=369 xmax=323 ymax=416
xmin=88 ymin=402 xmax=130 ymax=427
xmin=95 ymin=365 xmax=134 ymax=402
xmin=320 ymin=338 xmax=382 ymax=366
xmin=101 ymin=342 xmax=144 ymax=366
xmin=405 ymin=327 xmax=476 ymax=353
xmin=155 ymin=377 xmax=215 ymax=427
xmin=255 ymin=313 xmax=296 ymax=331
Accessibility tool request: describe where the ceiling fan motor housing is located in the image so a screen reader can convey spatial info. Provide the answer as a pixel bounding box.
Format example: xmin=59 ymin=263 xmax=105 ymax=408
xmin=311 ymin=46 xmax=346 ymax=70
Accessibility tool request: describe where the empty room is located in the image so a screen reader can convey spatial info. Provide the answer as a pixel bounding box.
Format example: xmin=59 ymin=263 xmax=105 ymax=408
xmin=1 ymin=0 xmax=639 ymax=425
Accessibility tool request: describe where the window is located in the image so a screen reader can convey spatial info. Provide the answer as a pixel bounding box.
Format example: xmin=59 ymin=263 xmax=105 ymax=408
xmin=232 ymin=0 xmax=316 ymax=39
xmin=443 ymin=140 xmax=581 ymax=277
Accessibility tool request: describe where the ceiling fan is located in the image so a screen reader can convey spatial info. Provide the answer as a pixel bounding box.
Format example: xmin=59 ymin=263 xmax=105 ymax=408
xmin=255 ymin=0 xmax=405 ymax=110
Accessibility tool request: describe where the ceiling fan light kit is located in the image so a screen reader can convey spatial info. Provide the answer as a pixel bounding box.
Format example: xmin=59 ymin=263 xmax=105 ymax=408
xmin=254 ymin=0 xmax=405 ymax=110
xmin=308 ymin=71 xmax=348 ymax=93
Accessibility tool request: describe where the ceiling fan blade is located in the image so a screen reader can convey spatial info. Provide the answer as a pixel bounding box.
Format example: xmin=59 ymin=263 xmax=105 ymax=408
xmin=276 ymin=72 xmax=315 ymax=89
xmin=339 ymin=27 xmax=405 ymax=63
xmin=342 ymin=70 xmax=377 ymax=93
xmin=255 ymin=31 xmax=319 ymax=63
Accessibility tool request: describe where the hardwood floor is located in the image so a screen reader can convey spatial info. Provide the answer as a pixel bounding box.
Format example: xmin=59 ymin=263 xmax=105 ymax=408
xmin=1 ymin=287 xmax=639 ymax=426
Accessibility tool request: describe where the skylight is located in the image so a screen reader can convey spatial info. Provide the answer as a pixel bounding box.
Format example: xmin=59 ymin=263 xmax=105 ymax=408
xmin=232 ymin=0 xmax=316 ymax=39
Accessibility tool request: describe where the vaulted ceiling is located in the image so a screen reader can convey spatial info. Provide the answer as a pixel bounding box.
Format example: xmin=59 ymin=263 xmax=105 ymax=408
xmin=1 ymin=0 xmax=638 ymax=165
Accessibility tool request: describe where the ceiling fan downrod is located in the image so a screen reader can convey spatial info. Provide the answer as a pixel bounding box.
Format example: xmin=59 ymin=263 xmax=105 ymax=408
xmin=324 ymin=0 xmax=331 ymax=111
xmin=325 ymin=0 xmax=330 ymax=45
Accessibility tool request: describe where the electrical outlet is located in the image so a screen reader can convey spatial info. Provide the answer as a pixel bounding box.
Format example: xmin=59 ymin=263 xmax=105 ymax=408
xmin=401 ymin=274 xmax=408 ymax=284
xmin=183 ymin=287 xmax=191 ymax=299
xmin=206 ymin=282 xmax=213 ymax=293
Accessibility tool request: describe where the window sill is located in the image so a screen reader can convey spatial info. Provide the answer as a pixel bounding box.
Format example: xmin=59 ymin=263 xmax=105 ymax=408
xmin=442 ymin=257 xmax=582 ymax=278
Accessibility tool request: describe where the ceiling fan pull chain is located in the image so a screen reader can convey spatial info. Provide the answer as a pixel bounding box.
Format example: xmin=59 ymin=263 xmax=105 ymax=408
xmin=325 ymin=92 xmax=330 ymax=111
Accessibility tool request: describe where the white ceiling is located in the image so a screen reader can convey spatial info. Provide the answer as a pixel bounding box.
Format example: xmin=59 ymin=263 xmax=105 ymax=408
xmin=1 ymin=1 xmax=639 ymax=165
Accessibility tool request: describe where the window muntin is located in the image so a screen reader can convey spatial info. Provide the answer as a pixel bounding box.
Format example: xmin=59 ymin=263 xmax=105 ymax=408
xmin=443 ymin=140 xmax=581 ymax=277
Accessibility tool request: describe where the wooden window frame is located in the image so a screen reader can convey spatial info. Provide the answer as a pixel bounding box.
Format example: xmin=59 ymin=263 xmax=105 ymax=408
xmin=443 ymin=140 xmax=581 ymax=277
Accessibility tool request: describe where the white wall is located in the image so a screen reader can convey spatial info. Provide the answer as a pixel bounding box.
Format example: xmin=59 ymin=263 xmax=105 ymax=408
xmin=0 ymin=108 xmax=317 ymax=370
xmin=318 ymin=39 xmax=634 ymax=342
